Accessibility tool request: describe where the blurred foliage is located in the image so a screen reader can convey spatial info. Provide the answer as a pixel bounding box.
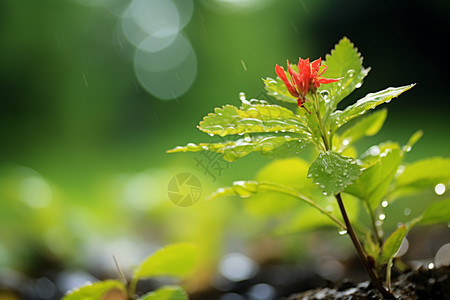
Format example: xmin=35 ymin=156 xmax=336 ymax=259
xmin=0 ymin=0 xmax=449 ymax=297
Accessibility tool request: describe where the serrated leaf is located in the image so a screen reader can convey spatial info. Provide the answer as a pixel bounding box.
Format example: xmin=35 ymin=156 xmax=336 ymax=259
xmin=198 ymin=103 xmax=309 ymax=137
xmin=320 ymin=37 xmax=370 ymax=110
xmin=139 ymin=286 xmax=189 ymax=300
xmin=308 ymin=151 xmax=361 ymax=196
xmin=346 ymin=146 xmax=402 ymax=210
xmin=63 ymin=280 xmax=125 ymax=300
xmin=330 ymin=84 xmax=415 ymax=132
xmin=336 ymin=109 xmax=387 ymax=152
xmin=396 ymin=157 xmax=450 ymax=189
xmin=420 ymin=198 xmax=450 ymax=225
xmin=263 ymin=77 xmax=297 ymax=104
xmin=133 ymin=243 xmax=197 ymax=281
xmin=167 ymin=135 xmax=307 ymax=162
xmin=378 ymin=225 xmax=407 ymax=267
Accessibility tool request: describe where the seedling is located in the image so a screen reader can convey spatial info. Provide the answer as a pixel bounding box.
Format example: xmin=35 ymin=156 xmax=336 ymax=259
xmin=168 ymin=37 xmax=450 ymax=298
xmin=63 ymin=243 xmax=197 ymax=300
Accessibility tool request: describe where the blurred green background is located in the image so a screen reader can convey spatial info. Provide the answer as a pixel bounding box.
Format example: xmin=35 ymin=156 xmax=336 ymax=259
xmin=0 ymin=0 xmax=449 ymax=298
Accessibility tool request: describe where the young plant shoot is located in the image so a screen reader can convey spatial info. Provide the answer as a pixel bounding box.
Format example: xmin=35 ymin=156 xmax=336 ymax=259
xmin=168 ymin=37 xmax=450 ymax=299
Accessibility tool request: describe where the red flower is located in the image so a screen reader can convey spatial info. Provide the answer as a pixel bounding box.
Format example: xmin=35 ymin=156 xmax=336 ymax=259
xmin=275 ymin=58 xmax=340 ymax=108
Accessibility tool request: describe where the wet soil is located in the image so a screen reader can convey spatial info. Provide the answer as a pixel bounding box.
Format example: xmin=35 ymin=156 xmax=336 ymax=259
xmin=285 ymin=265 xmax=450 ymax=300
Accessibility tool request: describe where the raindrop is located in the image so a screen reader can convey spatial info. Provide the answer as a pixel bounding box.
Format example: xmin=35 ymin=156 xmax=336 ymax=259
xmin=355 ymin=82 xmax=362 ymax=88
xmin=368 ymin=146 xmax=380 ymax=156
xmin=319 ymin=184 xmax=325 ymax=189
xmin=347 ymin=69 xmax=355 ymax=78
xmin=319 ymin=90 xmax=330 ymax=102
xmin=434 ymin=243 xmax=450 ymax=267
xmin=342 ymin=139 xmax=350 ymax=146
xmin=307 ymin=173 xmax=312 ymax=178
xmin=342 ymin=169 xmax=348 ymax=176
xmin=322 ymin=191 xmax=328 ymax=196
xmin=381 ymin=200 xmax=388 ymax=208
xmin=325 ymin=166 xmax=333 ymax=175
xmin=379 ymin=214 xmax=386 ymax=221
xmin=403 ymin=208 xmax=411 ymax=216
xmin=394 ymin=238 xmax=409 ymax=258
xmin=338 ymin=229 xmax=347 ymax=235
xmin=375 ymin=220 xmax=383 ymax=227
xmin=434 ymin=183 xmax=446 ymax=195
xmin=239 ymin=92 xmax=246 ymax=101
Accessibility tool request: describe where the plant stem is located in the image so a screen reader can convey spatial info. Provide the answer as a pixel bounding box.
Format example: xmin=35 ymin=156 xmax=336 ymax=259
xmin=259 ymin=182 xmax=347 ymax=230
xmin=335 ymin=193 xmax=395 ymax=299
xmin=365 ymin=202 xmax=383 ymax=247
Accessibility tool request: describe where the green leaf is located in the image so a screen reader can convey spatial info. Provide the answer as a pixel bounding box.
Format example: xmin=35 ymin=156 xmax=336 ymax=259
xmin=133 ymin=243 xmax=197 ymax=281
xmin=139 ymin=286 xmax=189 ymax=300
xmin=336 ymin=109 xmax=387 ymax=152
xmin=396 ymin=157 xmax=450 ymax=189
xmin=402 ymin=130 xmax=423 ymax=153
xmin=346 ymin=145 xmax=402 ymax=210
xmin=320 ymin=37 xmax=371 ymax=110
xmin=62 ymin=280 xmax=125 ymax=300
xmin=198 ymin=102 xmax=309 ymax=137
xmin=308 ymin=151 xmax=361 ymax=196
xmin=420 ymin=198 xmax=450 ymax=225
xmin=263 ymin=77 xmax=297 ymax=104
xmin=364 ymin=232 xmax=380 ymax=263
xmin=167 ymin=135 xmax=307 ymax=162
xmin=330 ymin=84 xmax=415 ymax=133
xmin=378 ymin=225 xmax=407 ymax=267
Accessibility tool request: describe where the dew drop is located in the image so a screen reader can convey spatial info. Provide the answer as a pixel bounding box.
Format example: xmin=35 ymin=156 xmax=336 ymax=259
xmin=381 ymin=201 xmax=388 ymax=208
xmin=403 ymin=208 xmax=411 ymax=216
xmin=325 ymin=166 xmax=333 ymax=175
xmin=355 ymin=82 xmax=362 ymax=88
xmin=239 ymin=92 xmax=246 ymax=101
xmin=379 ymin=214 xmax=386 ymax=221
xmin=347 ymin=69 xmax=355 ymax=78
xmin=434 ymin=183 xmax=446 ymax=195
xmin=322 ymin=191 xmax=328 ymax=196
xmin=307 ymin=173 xmax=312 ymax=178
xmin=338 ymin=229 xmax=347 ymax=235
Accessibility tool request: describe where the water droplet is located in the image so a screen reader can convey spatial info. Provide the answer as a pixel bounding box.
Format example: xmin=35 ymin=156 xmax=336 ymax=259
xmin=369 ymin=146 xmax=381 ymax=156
xmin=208 ymin=133 xmax=214 ymax=137
xmin=338 ymin=229 xmax=347 ymax=235
xmin=355 ymin=82 xmax=362 ymax=88
xmin=319 ymin=90 xmax=330 ymax=102
xmin=307 ymin=173 xmax=312 ymax=178
xmin=347 ymin=69 xmax=355 ymax=78
xmin=325 ymin=166 xmax=333 ymax=175
xmin=375 ymin=220 xmax=383 ymax=227
xmin=403 ymin=208 xmax=411 ymax=216
xmin=319 ymin=184 xmax=325 ymax=189
xmin=381 ymin=200 xmax=388 ymax=208
xmin=232 ymin=181 xmax=257 ymax=198
xmin=342 ymin=139 xmax=350 ymax=146
xmin=342 ymin=169 xmax=348 ymax=176
xmin=322 ymin=191 xmax=328 ymax=196
xmin=379 ymin=214 xmax=386 ymax=221
xmin=434 ymin=183 xmax=446 ymax=195
xmin=428 ymin=262 xmax=434 ymax=269
xmin=239 ymin=92 xmax=246 ymax=101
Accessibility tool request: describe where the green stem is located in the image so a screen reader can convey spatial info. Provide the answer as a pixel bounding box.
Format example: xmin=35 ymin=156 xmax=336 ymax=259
xmin=259 ymin=182 xmax=347 ymax=230
xmin=365 ymin=201 xmax=383 ymax=247
xmin=335 ymin=194 xmax=395 ymax=299
xmin=128 ymin=278 xmax=137 ymax=300
xmin=313 ymin=94 xmax=332 ymax=151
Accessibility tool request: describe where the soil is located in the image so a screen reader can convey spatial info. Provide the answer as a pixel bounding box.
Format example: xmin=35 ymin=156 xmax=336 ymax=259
xmin=285 ymin=265 xmax=450 ymax=300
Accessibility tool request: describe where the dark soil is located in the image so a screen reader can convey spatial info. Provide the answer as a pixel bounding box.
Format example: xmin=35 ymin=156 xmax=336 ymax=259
xmin=285 ymin=265 xmax=450 ymax=300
